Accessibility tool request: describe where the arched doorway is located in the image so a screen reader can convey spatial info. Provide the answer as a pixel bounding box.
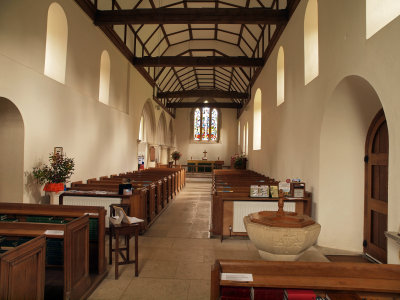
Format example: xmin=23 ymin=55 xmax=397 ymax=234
xmin=138 ymin=100 xmax=156 ymax=168
xmin=156 ymin=112 xmax=167 ymax=164
xmin=318 ymin=75 xmax=382 ymax=252
xmin=0 ymin=97 xmax=24 ymax=202
xmin=364 ymin=109 xmax=388 ymax=263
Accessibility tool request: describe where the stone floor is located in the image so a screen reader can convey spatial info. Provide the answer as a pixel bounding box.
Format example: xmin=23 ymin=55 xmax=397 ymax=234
xmin=88 ymin=177 xmax=346 ymax=300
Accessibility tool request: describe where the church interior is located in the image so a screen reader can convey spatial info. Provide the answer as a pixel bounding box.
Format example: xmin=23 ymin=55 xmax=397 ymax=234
xmin=1 ymin=0 xmax=400 ymax=299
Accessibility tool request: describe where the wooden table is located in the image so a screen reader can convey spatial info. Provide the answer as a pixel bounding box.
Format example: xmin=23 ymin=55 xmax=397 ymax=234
xmin=187 ymin=160 xmax=224 ymax=172
xmin=109 ymin=223 xmax=140 ymax=279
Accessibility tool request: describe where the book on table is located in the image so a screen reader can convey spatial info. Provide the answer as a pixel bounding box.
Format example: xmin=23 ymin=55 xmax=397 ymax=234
xmin=110 ymin=206 xmax=144 ymax=225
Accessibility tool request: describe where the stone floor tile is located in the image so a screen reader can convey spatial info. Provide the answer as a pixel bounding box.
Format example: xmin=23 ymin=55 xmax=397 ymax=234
xmin=139 ymin=260 xmax=179 ymax=278
xmin=88 ymin=277 xmax=132 ymax=300
xmin=119 ymin=278 xmax=190 ymax=300
xmin=176 ymin=261 xmax=211 ymax=280
xmin=187 ymin=280 xmax=211 ymax=300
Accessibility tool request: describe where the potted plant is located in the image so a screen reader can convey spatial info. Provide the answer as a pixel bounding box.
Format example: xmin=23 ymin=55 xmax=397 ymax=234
xmin=171 ymin=151 xmax=182 ymax=166
xmin=234 ymin=155 xmax=247 ymax=169
xmin=33 ymin=152 xmax=75 ymax=193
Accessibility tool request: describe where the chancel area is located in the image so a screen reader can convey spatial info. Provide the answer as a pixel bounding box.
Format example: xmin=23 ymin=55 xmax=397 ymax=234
xmin=1 ymin=0 xmax=400 ymax=299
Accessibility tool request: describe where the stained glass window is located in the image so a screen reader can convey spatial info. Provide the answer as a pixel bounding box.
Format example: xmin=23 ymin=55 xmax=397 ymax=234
xmin=193 ymin=105 xmax=219 ymax=141
xmin=194 ymin=108 xmax=201 ymax=140
xmin=211 ymin=109 xmax=218 ymax=141
xmin=202 ymin=108 xmax=210 ymax=140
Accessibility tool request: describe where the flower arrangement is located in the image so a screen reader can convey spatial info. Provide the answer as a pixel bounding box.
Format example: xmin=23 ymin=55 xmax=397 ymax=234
xmin=171 ymin=151 xmax=182 ymax=161
xmin=33 ymin=152 xmax=75 ymax=192
xmin=234 ymin=155 xmax=247 ymax=169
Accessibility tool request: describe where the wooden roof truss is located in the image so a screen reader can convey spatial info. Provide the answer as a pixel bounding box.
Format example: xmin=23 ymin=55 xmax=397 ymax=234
xmin=75 ymin=0 xmax=300 ymax=117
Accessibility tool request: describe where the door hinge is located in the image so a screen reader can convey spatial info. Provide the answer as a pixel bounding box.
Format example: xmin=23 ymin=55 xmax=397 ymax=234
xmin=364 ymin=155 xmax=369 ymax=163
xmin=363 ymin=240 xmax=367 ymax=248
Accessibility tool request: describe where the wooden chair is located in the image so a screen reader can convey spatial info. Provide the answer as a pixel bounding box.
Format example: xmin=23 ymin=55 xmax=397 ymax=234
xmin=109 ymin=204 xmax=140 ymax=279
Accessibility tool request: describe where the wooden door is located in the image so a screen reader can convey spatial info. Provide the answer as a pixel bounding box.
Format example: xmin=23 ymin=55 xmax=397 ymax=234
xmin=364 ymin=109 xmax=388 ymax=263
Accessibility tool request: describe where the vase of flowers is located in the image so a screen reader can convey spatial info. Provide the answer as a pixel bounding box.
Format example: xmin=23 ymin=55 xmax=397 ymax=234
xmin=33 ymin=152 xmax=75 ymax=197
xmin=234 ymin=155 xmax=247 ymax=169
xmin=171 ymin=151 xmax=182 ymax=166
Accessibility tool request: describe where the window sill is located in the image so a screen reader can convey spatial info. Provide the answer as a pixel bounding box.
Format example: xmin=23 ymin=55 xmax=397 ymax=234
xmin=191 ymin=140 xmax=221 ymax=144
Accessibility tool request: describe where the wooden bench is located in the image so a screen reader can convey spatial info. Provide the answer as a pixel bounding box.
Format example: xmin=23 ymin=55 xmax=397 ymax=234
xmin=0 ymin=215 xmax=91 ymax=300
xmin=0 ymin=202 xmax=107 ymax=276
xmin=0 ymin=234 xmax=46 ymax=300
xmin=211 ymin=170 xmax=312 ymax=239
xmin=211 ymin=259 xmax=400 ymax=300
xmin=67 ymin=182 xmax=162 ymax=230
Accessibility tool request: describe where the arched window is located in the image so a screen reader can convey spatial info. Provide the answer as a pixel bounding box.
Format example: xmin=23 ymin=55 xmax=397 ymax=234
xmin=366 ymin=0 xmax=400 ymax=39
xmin=99 ymin=50 xmax=110 ymax=105
xmin=238 ymin=120 xmax=241 ymax=146
xmin=242 ymin=125 xmax=246 ymax=154
xmin=44 ymin=2 xmax=68 ymax=84
xmin=139 ymin=115 xmax=144 ymax=141
xmin=245 ymin=122 xmax=249 ymax=155
xmin=277 ymin=47 xmax=285 ymax=106
xmin=193 ymin=106 xmax=219 ymax=141
xmin=253 ymin=89 xmax=262 ymax=150
xmin=304 ymin=0 xmax=319 ymax=85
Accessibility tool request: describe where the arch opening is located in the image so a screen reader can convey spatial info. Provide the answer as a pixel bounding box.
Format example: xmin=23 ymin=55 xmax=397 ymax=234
xmin=0 ymin=97 xmax=24 ymax=203
xmin=318 ymin=75 xmax=382 ymax=253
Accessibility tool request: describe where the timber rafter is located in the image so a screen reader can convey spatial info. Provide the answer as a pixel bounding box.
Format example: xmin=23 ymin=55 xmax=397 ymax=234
xmin=73 ymin=0 xmax=301 ymax=118
xmin=158 ymin=90 xmax=249 ymax=100
xmin=132 ymin=56 xmax=264 ymax=67
xmin=94 ymin=8 xmax=288 ymax=25
xmin=166 ymin=102 xmax=242 ymax=109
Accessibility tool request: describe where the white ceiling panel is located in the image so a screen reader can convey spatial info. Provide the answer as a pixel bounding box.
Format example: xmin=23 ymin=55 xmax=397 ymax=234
xmin=192 ymin=30 xmax=215 ymax=39
xmin=217 ymin=31 xmax=239 ymax=45
xmin=218 ymin=24 xmax=242 ymax=35
xmin=191 ymin=51 xmax=214 ymax=57
xmin=163 ymin=24 xmax=187 ymax=35
xmin=168 ymin=31 xmax=190 ymax=45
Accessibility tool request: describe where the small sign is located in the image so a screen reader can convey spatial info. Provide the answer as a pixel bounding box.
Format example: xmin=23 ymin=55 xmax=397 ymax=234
xmin=221 ymin=273 xmax=253 ymax=282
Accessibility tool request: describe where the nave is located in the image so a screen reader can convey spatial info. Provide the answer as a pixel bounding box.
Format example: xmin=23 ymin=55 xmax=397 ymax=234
xmin=89 ymin=177 xmax=261 ymax=300
xmin=89 ymin=176 xmax=335 ymax=300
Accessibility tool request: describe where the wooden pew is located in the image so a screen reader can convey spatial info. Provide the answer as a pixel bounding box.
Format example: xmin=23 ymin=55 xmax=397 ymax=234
xmin=0 ymin=234 xmax=46 ymax=300
xmin=0 ymin=203 xmax=106 ymax=276
xmin=211 ymin=170 xmax=312 ymax=239
xmin=0 ymin=216 xmax=91 ymax=300
xmin=65 ymin=183 xmax=150 ymax=229
xmin=211 ymin=259 xmax=400 ymax=300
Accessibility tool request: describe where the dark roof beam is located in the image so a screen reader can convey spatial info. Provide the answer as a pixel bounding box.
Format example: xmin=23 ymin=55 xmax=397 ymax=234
xmin=132 ymin=56 xmax=264 ymax=67
xmin=166 ymin=102 xmax=243 ymax=109
xmin=158 ymin=89 xmax=248 ymax=99
xmin=95 ymin=8 xmax=289 ymax=25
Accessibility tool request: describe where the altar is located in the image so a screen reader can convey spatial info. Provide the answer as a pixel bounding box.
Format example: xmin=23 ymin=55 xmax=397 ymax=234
xmin=187 ymin=160 xmax=224 ymax=172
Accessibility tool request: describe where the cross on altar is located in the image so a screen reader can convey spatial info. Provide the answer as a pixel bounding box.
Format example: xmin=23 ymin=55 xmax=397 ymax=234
xmin=203 ymin=149 xmax=207 ymax=159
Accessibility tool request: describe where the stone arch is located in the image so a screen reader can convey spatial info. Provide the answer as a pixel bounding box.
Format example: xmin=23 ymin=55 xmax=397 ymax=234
xmin=137 ymin=99 xmax=156 ymax=169
xmin=318 ymin=75 xmax=382 ymax=252
xmin=157 ymin=112 xmax=167 ymax=146
xmin=168 ymin=118 xmax=175 ymax=147
xmin=157 ymin=112 xmax=168 ymax=164
xmin=141 ymin=99 xmax=156 ymax=144
xmin=0 ymin=97 xmax=24 ymax=203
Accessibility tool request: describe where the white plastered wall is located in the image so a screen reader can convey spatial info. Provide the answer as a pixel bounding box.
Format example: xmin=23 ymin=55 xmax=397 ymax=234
xmin=242 ymin=0 xmax=400 ymax=263
xmin=0 ymin=0 xmax=174 ymax=203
